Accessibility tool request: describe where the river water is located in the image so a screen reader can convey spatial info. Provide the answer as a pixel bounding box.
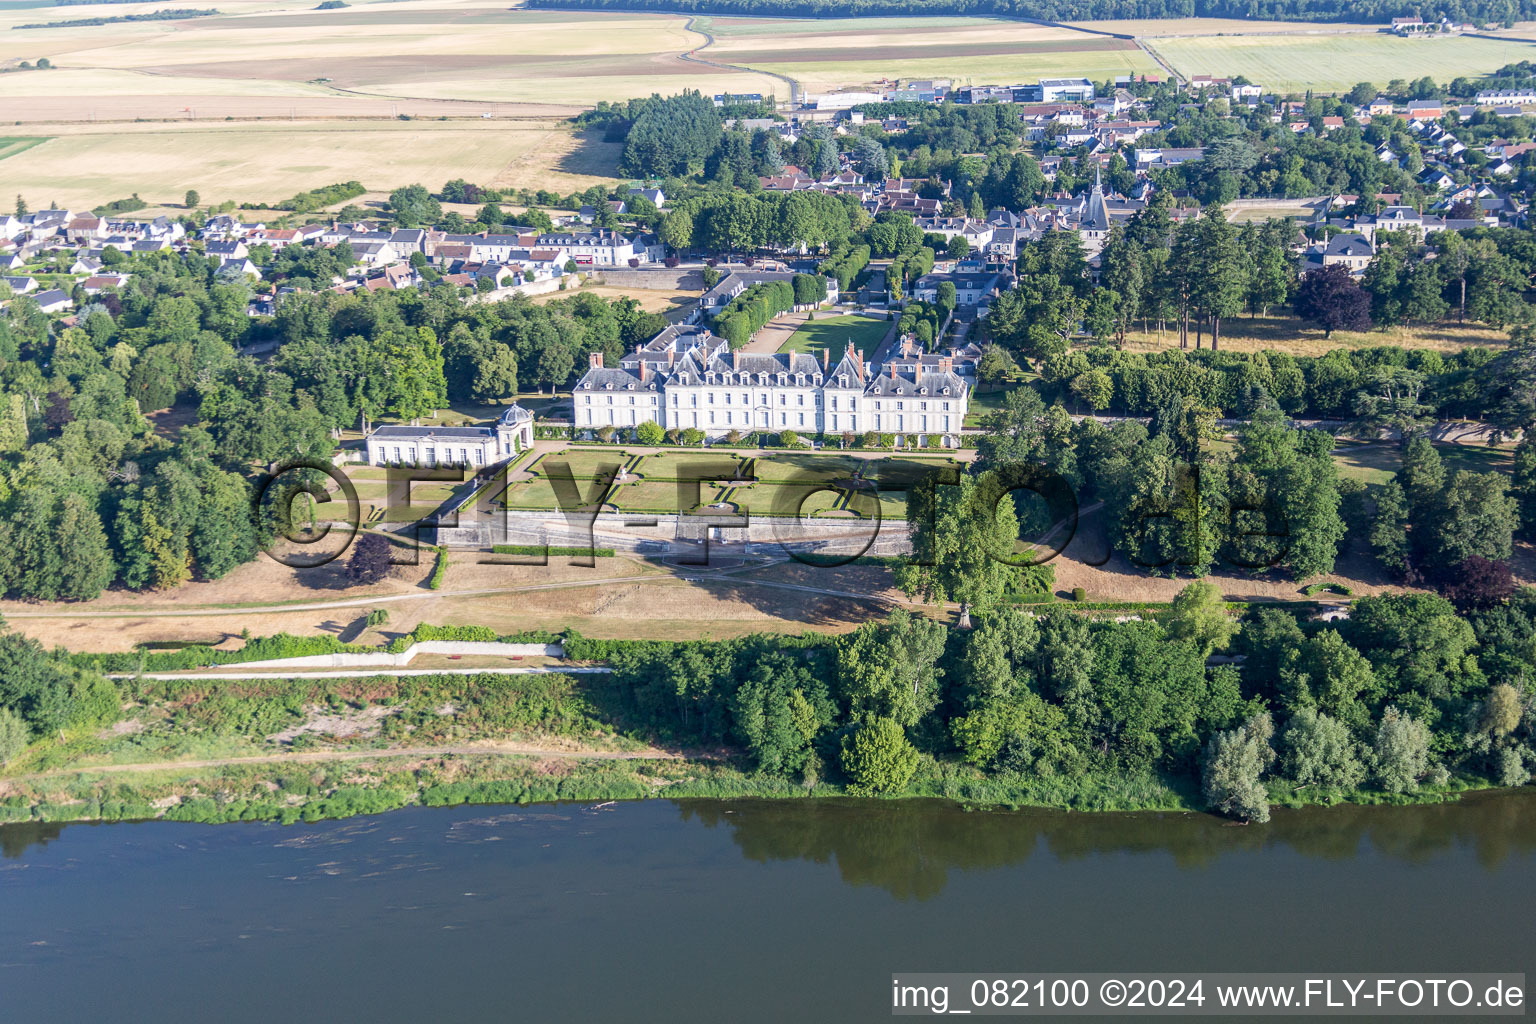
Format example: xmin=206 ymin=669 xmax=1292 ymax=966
xmin=2 ymin=793 xmax=1533 ymax=1022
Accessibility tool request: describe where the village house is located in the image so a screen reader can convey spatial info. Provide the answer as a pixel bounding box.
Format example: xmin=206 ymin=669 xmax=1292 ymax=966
xmin=31 ymin=288 xmax=72 ymax=313
xmin=1307 ymin=232 xmax=1375 ymax=274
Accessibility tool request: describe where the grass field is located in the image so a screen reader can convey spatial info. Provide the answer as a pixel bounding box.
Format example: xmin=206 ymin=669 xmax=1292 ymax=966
xmin=2 ymin=119 xmax=620 ymax=210
xmin=1333 ymin=439 xmax=1514 ymax=487
xmin=778 ymin=315 xmax=889 ymax=361
xmin=1154 ymin=32 xmax=1536 ymax=94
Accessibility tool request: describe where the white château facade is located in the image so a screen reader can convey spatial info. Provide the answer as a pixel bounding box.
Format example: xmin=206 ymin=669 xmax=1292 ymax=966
xmin=366 ymin=404 xmax=534 ymax=467
xmin=572 ymin=324 xmax=969 ymax=445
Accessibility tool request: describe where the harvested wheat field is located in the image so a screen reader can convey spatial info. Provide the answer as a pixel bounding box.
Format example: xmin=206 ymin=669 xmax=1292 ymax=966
xmin=1 ymin=118 xmax=620 ymax=210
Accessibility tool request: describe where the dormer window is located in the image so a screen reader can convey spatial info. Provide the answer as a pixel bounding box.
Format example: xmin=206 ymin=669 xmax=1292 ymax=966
xmin=919 ymin=386 xmax=928 ymax=395
xmin=778 ymin=374 xmax=787 ymax=386
xmin=605 ymin=382 xmax=613 ymax=390
xmin=814 ymin=374 xmax=823 ymax=385
xmin=896 ymin=387 xmax=904 ymax=395
xmin=839 ymin=375 xmax=848 ymax=387
xmin=627 ymin=382 xmax=635 ymax=390
xmin=759 ymin=373 xmax=768 ymax=386
xmin=796 ymin=374 xmax=805 ymax=386
xmin=943 ymin=386 xmax=951 ymax=395
xmin=584 ymin=382 xmax=592 ymax=389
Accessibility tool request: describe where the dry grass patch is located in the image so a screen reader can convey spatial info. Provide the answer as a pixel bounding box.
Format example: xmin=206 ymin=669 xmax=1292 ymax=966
xmin=1120 ymin=315 xmax=1508 ymax=357
xmin=530 ymin=285 xmax=693 ymax=313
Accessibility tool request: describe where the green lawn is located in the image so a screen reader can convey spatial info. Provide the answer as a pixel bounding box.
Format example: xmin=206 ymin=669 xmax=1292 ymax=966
xmin=778 ymin=314 xmax=890 ymax=362
xmin=1332 ymin=440 xmax=1514 ymax=488
xmin=497 ymin=448 xmax=959 ymax=518
xmin=963 ymin=387 xmax=1010 ymax=428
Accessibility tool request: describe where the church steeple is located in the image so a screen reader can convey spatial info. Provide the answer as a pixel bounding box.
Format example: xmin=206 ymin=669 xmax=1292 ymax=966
xmin=1083 ymin=162 xmax=1109 ymax=232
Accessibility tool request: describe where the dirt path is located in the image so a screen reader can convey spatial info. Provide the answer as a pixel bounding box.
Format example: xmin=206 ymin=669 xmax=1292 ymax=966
xmin=1 ymin=575 xmax=670 ymax=619
xmin=109 ymin=666 xmax=616 ymax=681
xmin=16 ymin=741 xmax=685 ymax=781
xmin=681 ymin=16 xmax=800 ymax=106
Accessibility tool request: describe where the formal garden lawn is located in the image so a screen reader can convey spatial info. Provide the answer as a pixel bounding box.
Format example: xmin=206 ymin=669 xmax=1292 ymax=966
xmin=778 ymin=314 xmax=891 ymax=361
xmin=497 ymin=448 xmax=960 ymax=518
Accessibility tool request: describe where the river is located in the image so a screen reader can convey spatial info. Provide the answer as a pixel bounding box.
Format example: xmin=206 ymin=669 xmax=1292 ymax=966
xmin=2 ymin=792 xmax=1533 ymax=1022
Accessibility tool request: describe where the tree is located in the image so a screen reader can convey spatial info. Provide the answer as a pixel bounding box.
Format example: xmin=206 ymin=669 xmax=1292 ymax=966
xmin=946 ymin=235 xmax=970 ymax=260
xmin=1165 ymin=581 xmax=1237 ymax=656
xmin=1069 ymin=369 xmax=1113 ymax=412
xmin=1278 ymin=707 xmax=1365 ymax=789
xmin=471 ymin=346 xmax=518 ymax=403
xmin=1371 ymin=705 xmax=1432 ymax=792
xmin=0 ymin=706 xmax=27 ymax=765
xmin=388 ymin=183 xmax=442 ymax=228
xmin=894 ymin=471 xmax=1021 ymax=627
xmin=1351 ymin=366 xmax=1432 ymax=443
xmin=1427 ymin=471 xmax=1519 ymax=568
xmin=1439 ymin=556 xmax=1515 ymax=610
xmin=836 ymin=610 xmax=946 ymax=727
xmin=1201 ymin=713 xmax=1275 ymax=822
xmin=636 ymin=419 xmax=664 ymax=445
xmin=347 ymin=532 xmax=393 ymax=586
xmin=184 ymin=189 xmax=200 ymax=209
xmin=840 ymin=717 xmax=919 ymax=795
xmin=976 ymin=346 xmax=1014 ymax=386
xmin=54 ymin=493 xmax=114 ymax=601
xmin=1294 ymin=264 xmax=1371 ymax=338
xmin=851 ymin=136 xmax=888 ymax=179
xmin=1346 ymin=81 xmax=1379 ymax=106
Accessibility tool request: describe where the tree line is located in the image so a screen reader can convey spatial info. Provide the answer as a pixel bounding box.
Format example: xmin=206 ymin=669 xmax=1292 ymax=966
xmin=528 ymin=0 xmax=1533 ymax=28
xmin=580 ymin=581 xmax=1536 ymax=820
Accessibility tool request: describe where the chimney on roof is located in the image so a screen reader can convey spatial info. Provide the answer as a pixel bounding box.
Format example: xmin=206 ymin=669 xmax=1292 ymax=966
xmin=639 ymin=361 xmax=649 ymax=382
xmin=940 ymin=356 xmax=953 ymax=374
xmin=733 ymin=350 xmax=741 ymax=371
xmin=589 ymin=351 xmax=603 ymax=370
xmin=822 ymin=347 xmax=829 ymax=370
xmin=667 ymin=349 xmax=676 ymax=365
xmin=900 ymin=335 xmax=912 ymax=358
xmin=786 ymin=349 xmax=795 ymax=368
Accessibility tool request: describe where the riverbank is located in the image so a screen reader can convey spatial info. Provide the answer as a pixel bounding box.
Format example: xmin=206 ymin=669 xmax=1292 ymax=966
xmin=0 ymin=744 xmax=1499 ymax=828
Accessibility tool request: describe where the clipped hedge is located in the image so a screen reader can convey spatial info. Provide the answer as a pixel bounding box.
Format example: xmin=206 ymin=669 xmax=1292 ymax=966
xmin=428 ymin=545 xmax=449 ymax=589
xmin=491 ymin=544 xmax=616 ymax=557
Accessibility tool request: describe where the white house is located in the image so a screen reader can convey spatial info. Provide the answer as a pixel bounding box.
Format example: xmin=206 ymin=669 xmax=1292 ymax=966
xmin=365 ymin=405 xmax=534 ymax=467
